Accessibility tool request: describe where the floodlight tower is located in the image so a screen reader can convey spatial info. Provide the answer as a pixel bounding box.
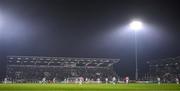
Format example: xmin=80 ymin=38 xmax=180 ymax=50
xmin=129 ymin=20 xmax=143 ymax=81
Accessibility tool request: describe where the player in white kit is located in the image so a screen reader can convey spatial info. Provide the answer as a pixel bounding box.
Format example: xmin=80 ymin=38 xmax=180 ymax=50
xmin=85 ymin=78 xmax=89 ymax=83
xmin=97 ymin=78 xmax=100 ymax=84
xmin=79 ymin=77 xmax=83 ymax=85
xmin=105 ymin=78 xmax=108 ymax=84
xmin=175 ymin=78 xmax=179 ymax=84
xmin=52 ymin=77 xmax=56 ymax=83
xmin=112 ymin=77 xmax=116 ymax=84
xmin=4 ymin=78 xmax=7 ymax=84
xmin=42 ymin=77 xmax=46 ymax=83
xmin=75 ymin=78 xmax=78 ymax=84
xmin=125 ymin=76 xmax=129 ymax=84
xmin=157 ymin=77 xmax=160 ymax=84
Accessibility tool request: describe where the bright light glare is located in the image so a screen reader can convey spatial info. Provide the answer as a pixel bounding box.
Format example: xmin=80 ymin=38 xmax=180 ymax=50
xmin=129 ymin=21 xmax=143 ymax=31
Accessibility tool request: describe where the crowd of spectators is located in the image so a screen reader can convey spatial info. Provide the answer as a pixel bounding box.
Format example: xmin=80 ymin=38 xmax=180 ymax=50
xmin=6 ymin=56 xmax=119 ymax=83
xmin=6 ymin=66 xmax=117 ymax=83
xmin=148 ymin=56 xmax=180 ymax=83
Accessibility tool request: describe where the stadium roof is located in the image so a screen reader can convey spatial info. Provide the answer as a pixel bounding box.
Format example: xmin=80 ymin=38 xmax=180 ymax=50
xmin=7 ymin=56 xmax=120 ymax=68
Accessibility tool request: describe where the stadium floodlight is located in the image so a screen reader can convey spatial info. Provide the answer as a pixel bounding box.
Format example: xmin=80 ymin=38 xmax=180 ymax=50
xmin=129 ymin=20 xmax=143 ymax=31
xmin=129 ymin=20 xmax=143 ymax=81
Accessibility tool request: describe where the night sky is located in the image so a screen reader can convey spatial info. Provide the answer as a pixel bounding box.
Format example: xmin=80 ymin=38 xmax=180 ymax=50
xmin=0 ymin=0 xmax=180 ymax=80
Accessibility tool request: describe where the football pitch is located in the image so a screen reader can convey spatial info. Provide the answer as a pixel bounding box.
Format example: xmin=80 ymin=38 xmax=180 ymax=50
xmin=0 ymin=84 xmax=180 ymax=91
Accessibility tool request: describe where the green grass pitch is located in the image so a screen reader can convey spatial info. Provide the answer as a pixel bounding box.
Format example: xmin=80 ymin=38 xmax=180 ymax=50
xmin=0 ymin=83 xmax=180 ymax=91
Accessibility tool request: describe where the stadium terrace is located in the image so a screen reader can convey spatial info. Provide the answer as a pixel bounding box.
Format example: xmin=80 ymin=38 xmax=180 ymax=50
xmin=6 ymin=56 xmax=119 ymax=83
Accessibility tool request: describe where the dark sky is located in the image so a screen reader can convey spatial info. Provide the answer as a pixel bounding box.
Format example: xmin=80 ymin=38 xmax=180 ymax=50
xmin=0 ymin=0 xmax=180 ymax=79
